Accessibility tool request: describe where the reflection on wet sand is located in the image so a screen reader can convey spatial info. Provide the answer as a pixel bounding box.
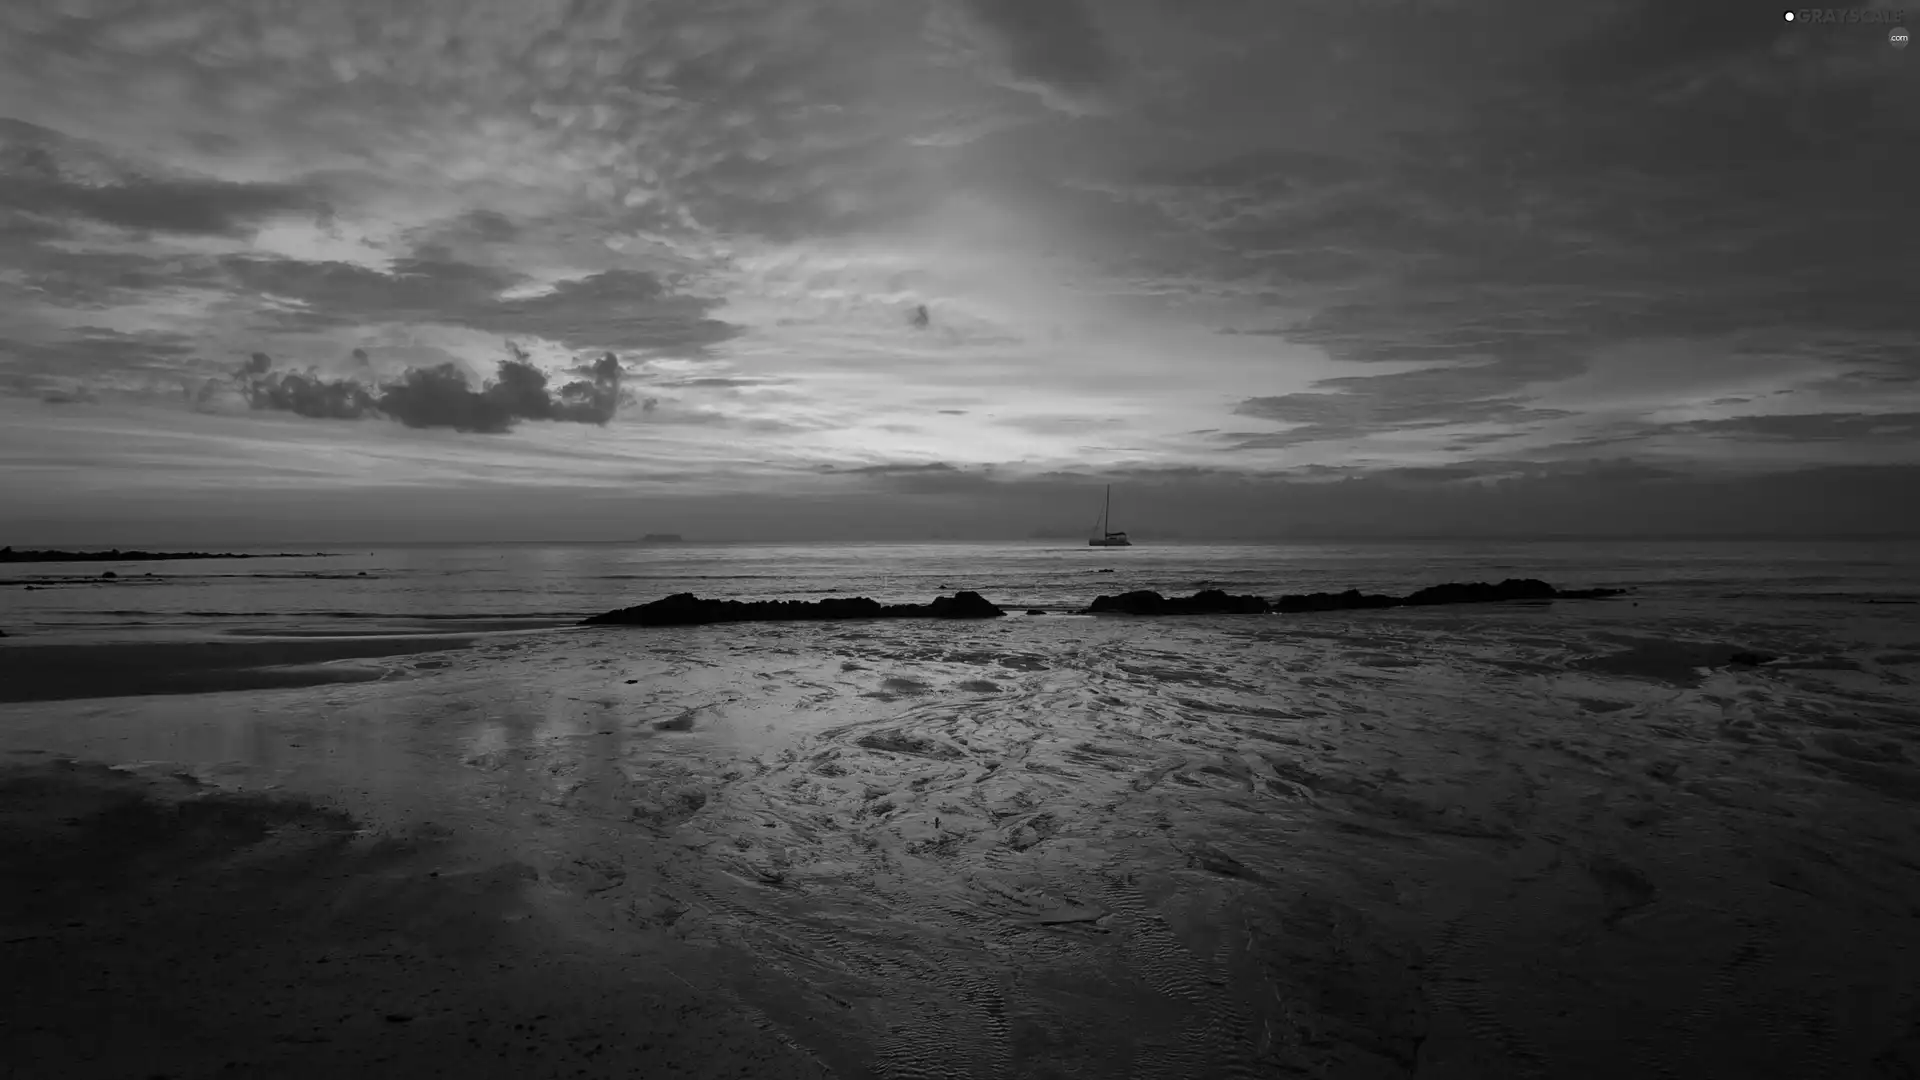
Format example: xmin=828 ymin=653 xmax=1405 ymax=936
xmin=4 ymin=596 xmax=1920 ymax=1077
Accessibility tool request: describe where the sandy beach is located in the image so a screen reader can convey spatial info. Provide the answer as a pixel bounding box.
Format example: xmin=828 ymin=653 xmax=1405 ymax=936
xmin=4 ymin=590 xmax=1919 ymax=1078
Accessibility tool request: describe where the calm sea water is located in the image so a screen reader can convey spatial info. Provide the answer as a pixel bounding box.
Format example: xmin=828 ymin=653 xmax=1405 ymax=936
xmin=4 ymin=539 xmax=1918 ymax=643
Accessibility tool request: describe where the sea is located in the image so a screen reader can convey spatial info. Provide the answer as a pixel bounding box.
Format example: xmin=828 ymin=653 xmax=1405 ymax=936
xmin=4 ymin=537 xmax=1919 ymax=643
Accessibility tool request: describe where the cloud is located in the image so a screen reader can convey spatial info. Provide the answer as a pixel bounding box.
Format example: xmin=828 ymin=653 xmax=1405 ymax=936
xmin=959 ymin=0 xmax=1115 ymax=101
xmin=0 ymin=118 xmax=319 ymax=236
xmin=1226 ymin=358 xmax=1579 ymax=448
xmin=1 ymin=0 xmax=1914 ymax=538
xmin=0 ymin=173 xmax=320 ymax=236
xmin=234 ymin=348 xmax=628 ymax=433
xmin=1674 ymin=412 xmax=1920 ymax=442
xmin=240 ymin=366 xmax=378 ymax=421
xmin=222 ymin=258 xmax=740 ymax=356
xmin=825 ymin=460 xmax=1001 ymax=496
xmin=0 ymin=329 xmax=203 ymax=398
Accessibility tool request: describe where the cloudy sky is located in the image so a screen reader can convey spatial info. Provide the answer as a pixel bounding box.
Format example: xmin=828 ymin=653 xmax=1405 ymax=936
xmin=2 ymin=0 xmax=1915 ymax=543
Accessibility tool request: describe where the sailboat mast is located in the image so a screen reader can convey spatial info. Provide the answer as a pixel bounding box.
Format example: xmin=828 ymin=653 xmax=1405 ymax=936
xmin=1105 ymin=485 xmax=1113 ymax=533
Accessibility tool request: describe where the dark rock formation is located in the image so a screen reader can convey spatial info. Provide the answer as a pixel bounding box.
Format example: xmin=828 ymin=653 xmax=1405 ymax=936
xmin=583 ymin=591 xmax=1005 ymax=627
xmin=1085 ymin=589 xmax=1271 ymax=615
xmin=1025 ymin=609 xmax=1047 ymax=615
xmin=1269 ymin=588 xmax=1401 ymax=613
xmin=0 ymin=547 xmax=325 ymax=564
xmin=1728 ymin=651 xmax=1778 ymax=667
xmin=1402 ymin=578 xmax=1557 ymax=605
xmin=1272 ymin=578 xmax=1627 ymax=614
xmin=100 ymin=571 xmax=116 ymax=579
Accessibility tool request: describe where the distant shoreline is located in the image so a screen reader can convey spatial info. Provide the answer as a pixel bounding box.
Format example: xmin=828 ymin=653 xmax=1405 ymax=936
xmin=0 ymin=548 xmax=332 ymax=565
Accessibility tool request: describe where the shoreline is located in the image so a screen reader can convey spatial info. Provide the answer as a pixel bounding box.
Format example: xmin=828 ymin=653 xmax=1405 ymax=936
xmin=0 ymin=547 xmax=334 ymax=564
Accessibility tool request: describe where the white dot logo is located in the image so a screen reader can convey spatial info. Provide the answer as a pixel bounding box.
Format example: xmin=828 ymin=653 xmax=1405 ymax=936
xmin=1894 ymin=26 xmax=1911 ymax=48
xmin=1784 ymin=9 xmax=1795 ymax=19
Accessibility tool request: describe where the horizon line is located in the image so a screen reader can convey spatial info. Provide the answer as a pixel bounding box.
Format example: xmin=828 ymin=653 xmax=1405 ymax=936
xmin=10 ymin=531 xmax=1920 ymax=550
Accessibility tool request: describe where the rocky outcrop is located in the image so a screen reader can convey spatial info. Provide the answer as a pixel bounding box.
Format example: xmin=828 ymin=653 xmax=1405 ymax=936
xmin=1085 ymin=589 xmax=1271 ymax=615
xmin=582 ymin=591 xmax=1005 ymax=627
xmin=1272 ymin=578 xmax=1628 ymax=613
xmin=1268 ymin=588 xmax=1401 ymax=613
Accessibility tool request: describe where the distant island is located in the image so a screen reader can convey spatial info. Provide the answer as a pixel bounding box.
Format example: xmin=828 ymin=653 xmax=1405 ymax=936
xmin=0 ymin=547 xmax=329 ymax=564
xmin=638 ymin=534 xmax=686 ymax=544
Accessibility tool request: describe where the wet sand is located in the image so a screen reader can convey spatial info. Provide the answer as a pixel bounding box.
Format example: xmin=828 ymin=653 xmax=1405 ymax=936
xmin=0 ymin=760 xmax=829 ymax=1079
xmin=0 ymin=636 xmax=487 ymax=703
xmin=3 ymin=597 xmax=1920 ymax=1077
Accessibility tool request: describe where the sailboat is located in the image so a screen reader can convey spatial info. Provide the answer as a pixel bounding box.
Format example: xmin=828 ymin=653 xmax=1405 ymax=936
xmin=1087 ymin=484 xmax=1132 ymax=547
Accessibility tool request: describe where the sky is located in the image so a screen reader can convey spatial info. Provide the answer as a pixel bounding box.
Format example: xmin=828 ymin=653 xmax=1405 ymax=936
xmin=1 ymin=0 xmax=1916 ymax=543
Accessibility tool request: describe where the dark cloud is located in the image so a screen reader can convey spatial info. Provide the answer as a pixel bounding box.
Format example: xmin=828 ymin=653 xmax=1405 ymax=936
xmin=221 ymin=258 xmax=740 ymax=356
xmin=1551 ymin=0 xmax=1796 ymax=87
xmin=436 ymin=209 xmax=520 ymax=244
xmin=827 ymin=460 xmax=997 ymax=496
xmin=836 ymin=462 xmax=961 ymax=475
xmin=241 ymin=368 xmax=379 ymax=421
xmin=963 ymin=0 xmax=1114 ymax=93
xmin=4 ymin=247 xmax=228 ymax=309
xmin=1228 ymin=360 xmax=1578 ymax=448
xmin=220 ymin=255 xmax=521 ymax=325
xmin=0 ymin=329 xmax=201 ymax=398
xmin=548 ymin=351 xmax=626 ymax=425
xmin=0 ymin=116 xmax=317 ymax=236
xmin=233 ymin=348 xmax=629 ymax=433
xmin=1129 ymin=2 xmax=1914 ymax=452
xmin=0 ymin=173 xmax=318 ymax=237
xmin=1674 ymin=412 xmax=1920 ymax=443
xmin=910 ymin=304 xmax=931 ymax=330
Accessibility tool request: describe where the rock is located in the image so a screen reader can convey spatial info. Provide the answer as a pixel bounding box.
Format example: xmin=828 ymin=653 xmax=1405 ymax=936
xmin=100 ymin=570 xmax=116 ymax=579
xmin=583 ymin=591 xmax=1005 ymax=627
xmin=1270 ymin=588 xmax=1401 ymax=613
xmin=926 ymin=591 xmax=1003 ymax=619
xmin=1728 ymin=651 xmax=1778 ymax=667
xmin=1557 ymin=587 xmax=1631 ymax=600
xmin=1026 ymin=609 xmax=1048 ymax=616
xmin=1401 ymin=578 xmax=1556 ymax=606
xmin=1086 ymin=589 xmax=1270 ymax=615
xmin=1273 ymin=579 xmax=1627 ymax=614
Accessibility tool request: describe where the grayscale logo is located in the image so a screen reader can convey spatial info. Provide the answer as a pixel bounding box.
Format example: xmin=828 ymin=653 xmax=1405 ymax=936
xmin=1894 ymin=25 xmax=1912 ymax=46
